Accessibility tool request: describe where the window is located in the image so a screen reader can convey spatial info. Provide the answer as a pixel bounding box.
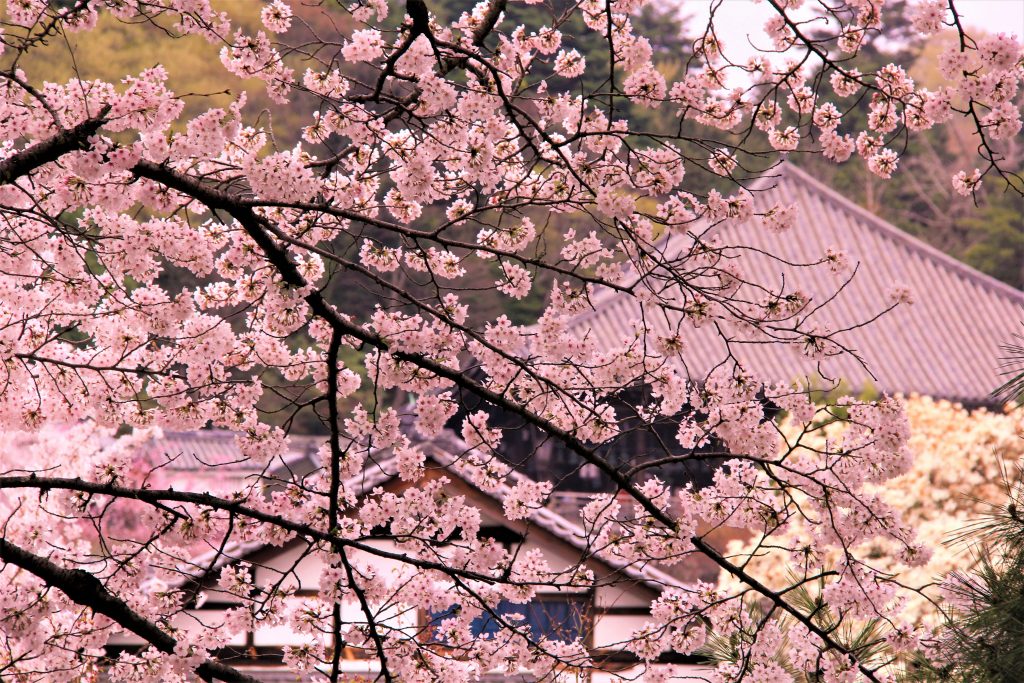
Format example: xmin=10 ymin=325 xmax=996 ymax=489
xmin=430 ymin=596 xmax=590 ymax=643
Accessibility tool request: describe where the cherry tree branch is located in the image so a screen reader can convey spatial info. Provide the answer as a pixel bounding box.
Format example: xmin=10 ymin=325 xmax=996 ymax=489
xmin=0 ymin=537 xmax=261 ymax=683
xmin=0 ymin=106 xmax=109 ymax=185
xmin=125 ymin=159 xmax=888 ymax=680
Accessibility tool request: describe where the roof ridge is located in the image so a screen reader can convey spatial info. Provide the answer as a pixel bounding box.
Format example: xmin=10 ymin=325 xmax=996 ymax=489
xmin=347 ymin=433 xmax=682 ymax=591
xmin=570 ymin=160 xmax=1024 ymax=334
xmin=776 ymin=162 xmax=1024 ymax=303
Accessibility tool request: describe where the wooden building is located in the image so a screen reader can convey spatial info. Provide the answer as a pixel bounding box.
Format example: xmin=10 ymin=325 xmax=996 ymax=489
xmin=111 ymin=429 xmax=708 ymax=681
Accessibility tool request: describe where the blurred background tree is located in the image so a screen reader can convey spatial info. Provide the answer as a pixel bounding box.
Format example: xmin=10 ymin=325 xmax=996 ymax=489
xmin=794 ymin=0 xmax=1024 ymax=289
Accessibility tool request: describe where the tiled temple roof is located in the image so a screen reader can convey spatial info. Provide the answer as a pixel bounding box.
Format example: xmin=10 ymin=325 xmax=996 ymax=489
xmin=568 ymin=164 xmax=1024 ymax=403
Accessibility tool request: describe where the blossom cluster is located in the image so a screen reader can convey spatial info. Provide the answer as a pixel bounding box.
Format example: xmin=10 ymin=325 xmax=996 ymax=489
xmin=720 ymin=396 xmax=1024 ymax=626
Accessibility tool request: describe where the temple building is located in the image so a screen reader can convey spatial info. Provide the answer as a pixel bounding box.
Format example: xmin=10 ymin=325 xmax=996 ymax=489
xmin=116 ymin=164 xmax=1023 ymax=680
xmin=487 ymin=163 xmax=1024 ymax=495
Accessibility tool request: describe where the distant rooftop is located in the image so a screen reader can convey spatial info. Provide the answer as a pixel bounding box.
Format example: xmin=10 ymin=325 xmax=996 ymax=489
xmin=569 ymin=164 xmax=1024 ymax=404
xmin=137 ymin=429 xmax=321 ymax=472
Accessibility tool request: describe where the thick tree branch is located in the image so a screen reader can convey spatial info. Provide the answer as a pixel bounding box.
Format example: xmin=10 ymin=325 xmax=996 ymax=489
xmin=0 ymin=476 xmax=554 ymax=586
xmin=0 ymin=537 xmax=260 ymax=683
xmin=0 ymin=106 xmax=110 ymax=185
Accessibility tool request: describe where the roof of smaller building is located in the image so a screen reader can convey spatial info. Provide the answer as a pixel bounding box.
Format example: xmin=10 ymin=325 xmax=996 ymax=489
xmin=137 ymin=429 xmax=322 ymax=472
xmin=569 ymin=163 xmax=1024 ymax=403
xmin=365 ymin=429 xmax=683 ymax=592
xmin=182 ymin=428 xmax=682 ymax=593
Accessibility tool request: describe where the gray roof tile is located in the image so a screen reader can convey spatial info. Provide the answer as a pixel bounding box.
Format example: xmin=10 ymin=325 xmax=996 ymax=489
xmin=570 ymin=164 xmax=1024 ymax=403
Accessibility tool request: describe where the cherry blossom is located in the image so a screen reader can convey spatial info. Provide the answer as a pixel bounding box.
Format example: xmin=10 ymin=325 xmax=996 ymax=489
xmin=0 ymin=0 xmax=1014 ymax=682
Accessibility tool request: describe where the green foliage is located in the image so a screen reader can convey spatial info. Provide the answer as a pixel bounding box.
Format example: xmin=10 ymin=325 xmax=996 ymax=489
xmin=4 ymin=1 xmax=357 ymax=146
xmin=699 ymin=574 xmax=930 ymax=681
xmin=795 ymin=3 xmax=1024 ymax=290
xmin=920 ymin=466 xmax=1024 ymax=682
xmin=5 ymin=2 xmax=256 ymax=120
xmin=962 ymin=206 xmax=1024 ymax=290
xmin=993 ymin=328 xmax=1024 ymax=405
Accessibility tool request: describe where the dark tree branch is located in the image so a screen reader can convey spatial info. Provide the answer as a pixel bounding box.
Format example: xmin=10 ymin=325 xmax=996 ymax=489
xmin=0 ymin=106 xmax=110 ymax=185
xmin=0 ymin=537 xmax=261 ymax=683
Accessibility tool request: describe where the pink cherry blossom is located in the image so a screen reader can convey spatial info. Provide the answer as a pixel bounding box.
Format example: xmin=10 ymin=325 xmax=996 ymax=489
xmin=0 ymin=1 xmax=1012 ymax=681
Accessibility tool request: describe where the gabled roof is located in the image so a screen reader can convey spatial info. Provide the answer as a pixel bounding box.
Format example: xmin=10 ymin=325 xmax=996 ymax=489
xmin=570 ymin=163 xmax=1024 ymax=403
xmin=355 ymin=429 xmax=682 ymax=592
xmin=139 ymin=429 xmax=321 ymax=472
xmin=181 ymin=428 xmax=681 ymax=593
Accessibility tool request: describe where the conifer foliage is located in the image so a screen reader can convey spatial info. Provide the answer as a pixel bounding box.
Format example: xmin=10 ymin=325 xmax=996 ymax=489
xmin=927 ymin=466 xmax=1024 ymax=682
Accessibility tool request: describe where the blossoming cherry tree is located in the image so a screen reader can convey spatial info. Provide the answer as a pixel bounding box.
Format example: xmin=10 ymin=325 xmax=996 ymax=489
xmin=0 ymin=0 xmax=1019 ymax=681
